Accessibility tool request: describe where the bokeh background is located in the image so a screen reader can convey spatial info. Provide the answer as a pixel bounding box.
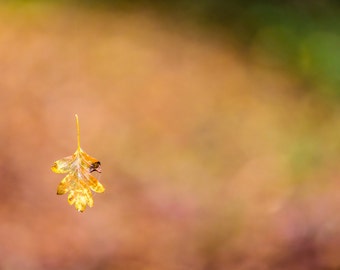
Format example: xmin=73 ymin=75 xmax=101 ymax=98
xmin=0 ymin=0 xmax=340 ymax=269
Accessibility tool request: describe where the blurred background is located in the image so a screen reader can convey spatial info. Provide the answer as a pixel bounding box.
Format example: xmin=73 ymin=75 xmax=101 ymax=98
xmin=0 ymin=0 xmax=340 ymax=269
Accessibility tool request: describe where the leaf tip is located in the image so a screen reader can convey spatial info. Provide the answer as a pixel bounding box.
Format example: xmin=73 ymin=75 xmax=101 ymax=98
xmin=51 ymin=163 xmax=58 ymax=173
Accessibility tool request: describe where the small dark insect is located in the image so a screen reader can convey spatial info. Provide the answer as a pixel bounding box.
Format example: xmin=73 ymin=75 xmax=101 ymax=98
xmin=89 ymin=161 xmax=102 ymax=173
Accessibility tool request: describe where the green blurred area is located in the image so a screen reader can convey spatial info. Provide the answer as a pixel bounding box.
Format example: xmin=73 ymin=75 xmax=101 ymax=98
xmin=7 ymin=0 xmax=340 ymax=95
xmin=85 ymin=0 xmax=340 ymax=95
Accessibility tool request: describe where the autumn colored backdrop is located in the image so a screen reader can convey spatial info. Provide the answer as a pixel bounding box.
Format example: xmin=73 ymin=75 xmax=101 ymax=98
xmin=0 ymin=1 xmax=340 ymax=269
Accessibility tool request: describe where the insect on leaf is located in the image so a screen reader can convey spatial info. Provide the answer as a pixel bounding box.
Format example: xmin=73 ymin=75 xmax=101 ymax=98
xmin=51 ymin=114 xmax=105 ymax=212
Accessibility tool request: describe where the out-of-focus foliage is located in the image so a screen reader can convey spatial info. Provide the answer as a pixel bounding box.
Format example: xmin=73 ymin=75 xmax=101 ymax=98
xmin=79 ymin=0 xmax=340 ymax=95
xmin=5 ymin=0 xmax=340 ymax=94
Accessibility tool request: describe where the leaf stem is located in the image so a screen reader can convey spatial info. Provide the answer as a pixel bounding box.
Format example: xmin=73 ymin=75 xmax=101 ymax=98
xmin=75 ymin=114 xmax=81 ymax=150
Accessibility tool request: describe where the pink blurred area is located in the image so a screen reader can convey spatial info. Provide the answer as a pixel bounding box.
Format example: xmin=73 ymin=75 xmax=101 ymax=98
xmin=0 ymin=3 xmax=340 ymax=270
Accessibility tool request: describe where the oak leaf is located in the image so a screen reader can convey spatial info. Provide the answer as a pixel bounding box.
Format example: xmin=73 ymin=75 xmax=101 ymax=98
xmin=51 ymin=114 xmax=105 ymax=212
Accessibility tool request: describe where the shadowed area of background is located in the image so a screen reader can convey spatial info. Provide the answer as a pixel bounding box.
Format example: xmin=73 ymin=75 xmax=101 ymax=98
xmin=0 ymin=1 xmax=340 ymax=269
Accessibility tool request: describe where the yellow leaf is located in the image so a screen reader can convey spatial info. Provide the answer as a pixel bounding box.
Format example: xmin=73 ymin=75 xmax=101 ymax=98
xmin=51 ymin=114 xmax=105 ymax=212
